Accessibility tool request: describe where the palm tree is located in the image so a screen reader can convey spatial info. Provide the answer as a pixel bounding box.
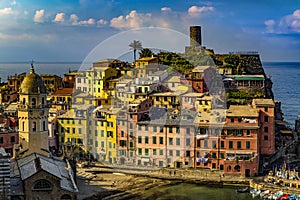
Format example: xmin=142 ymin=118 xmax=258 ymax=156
xmin=139 ymin=48 xmax=153 ymax=58
xmin=129 ymin=40 xmax=142 ymax=64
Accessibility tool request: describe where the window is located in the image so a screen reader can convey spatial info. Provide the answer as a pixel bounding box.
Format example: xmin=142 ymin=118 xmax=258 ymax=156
xmin=176 ymin=138 xmax=180 ymax=145
xmin=204 ymin=140 xmax=208 ymax=148
xmin=246 ymin=141 xmax=251 ymax=149
xmin=138 ymin=136 xmax=142 ymax=143
xmin=237 ymin=141 xmax=242 ymax=149
xmin=264 ymin=107 xmax=268 ymax=112
xmin=61 ymin=194 xmax=72 ymax=200
xmin=42 ymin=121 xmax=46 ymax=131
xmin=138 ymin=148 xmax=142 ymax=155
xmin=10 ymin=136 xmax=15 ymax=143
xmin=229 ymin=141 xmax=233 ymax=149
xmin=169 ymin=138 xmax=173 ymax=145
xmin=264 ymin=127 xmax=269 ymax=133
xmin=169 ymin=150 xmax=173 ymax=156
xmin=238 ymin=118 xmax=242 ymax=122
xmin=220 ymin=153 xmax=225 ymax=159
xmin=73 ymin=128 xmax=76 ymax=134
xmin=264 ymin=135 xmax=268 ymax=140
xmin=176 ymin=127 xmax=180 ymax=133
xmin=176 ymin=150 xmax=180 ymax=156
xmin=138 ymin=125 xmax=141 ymax=131
xmin=212 ymin=153 xmax=217 ymax=158
xmin=159 ymin=137 xmax=164 ymax=144
xmin=186 ymin=151 xmax=190 ymax=157
xmin=186 ymin=128 xmax=190 ymax=134
xmin=145 ymin=136 xmax=149 ymax=144
xmin=33 ymin=180 xmax=52 ymax=190
xmin=95 ymin=141 xmax=98 ymax=147
xmin=153 ymin=149 xmax=157 ymax=155
xmin=264 ymin=116 xmax=269 ymax=123
xmin=145 ymin=126 xmax=148 ymax=131
xmin=22 ymin=121 xmax=25 ymax=131
xmin=152 ymin=136 xmax=157 ymax=144
xmin=153 ymin=126 xmax=157 ymax=132
xmin=231 ymin=118 xmax=234 ymax=123
xmin=159 ymin=149 xmax=163 ymax=155
xmin=121 ymin=131 xmax=124 ymax=137
xmin=246 ymin=130 xmax=251 ymax=136
xmin=220 ymin=141 xmax=224 ymax=148
xmin=169 ymin=127 xmax=173 ymax=133
xmin=197 ymin=140 xmax=201 ymax=147
xmin=145 ymin=149 xmax=149 ymax=155
xmin=32 ymin=122 xmax=36 ymax=132
xmin=186 ymin=138 xmax=190 ymax=146
xmin=212 ymin=140 xmax=216 ymax=148
xmin=160 ymin=127 xmax=163 ymax=133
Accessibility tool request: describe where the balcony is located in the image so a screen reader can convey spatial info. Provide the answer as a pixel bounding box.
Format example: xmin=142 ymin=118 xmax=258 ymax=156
xmin=18 ymin=104 xmax=50 ymax=111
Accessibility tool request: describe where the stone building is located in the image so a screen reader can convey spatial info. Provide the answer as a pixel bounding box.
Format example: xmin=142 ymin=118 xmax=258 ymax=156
xmin=11 ymin=65 xmax=78 ymax=199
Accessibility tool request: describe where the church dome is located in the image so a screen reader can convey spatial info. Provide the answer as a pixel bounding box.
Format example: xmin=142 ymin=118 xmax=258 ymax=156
xmin=19 ymin=66 xmax=46 ymax=94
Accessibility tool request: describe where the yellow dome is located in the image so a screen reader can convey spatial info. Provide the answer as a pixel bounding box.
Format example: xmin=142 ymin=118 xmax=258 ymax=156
xmin=19 ymin=67 xmax=46 ymax=94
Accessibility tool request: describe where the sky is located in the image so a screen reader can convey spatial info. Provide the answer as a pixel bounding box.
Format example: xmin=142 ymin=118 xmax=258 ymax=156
xmin=1 ymin=0 xmax=300 ymax=62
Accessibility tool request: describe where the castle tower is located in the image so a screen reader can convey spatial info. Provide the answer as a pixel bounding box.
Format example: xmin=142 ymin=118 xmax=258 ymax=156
xmin=16 ymin=64 xmax=50 ymax=157
xmin=190 ymin=26 xmax=202 ymax=47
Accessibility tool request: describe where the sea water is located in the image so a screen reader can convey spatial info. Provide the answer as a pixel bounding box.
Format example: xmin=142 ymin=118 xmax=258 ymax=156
xmin=142 ymin=183 xmax=252 ymax=200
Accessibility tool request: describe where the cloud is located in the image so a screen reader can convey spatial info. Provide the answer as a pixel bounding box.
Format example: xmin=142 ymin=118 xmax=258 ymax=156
xmin=10 ymin=0 xmax=16 ymax=5
xmin=161 ymin=7 xmax=171 ymax=12
xmin=188 ymin=6 xmax=214 ymax=17
xmin=53 ymin=12 xmax=65 ymax=23
xmin=79 ymin=18 xmax=95 ymax=25
xmin=110 ymin=10 xmax=154 ymax=29
xmin=264 ymin=19 xmax=275 ymax=33
xmin=33 ymin=9 xmax=45 ymax=23
xmin=0 ymin=7 xmax=13 ymax=15
xmin=70 ymin=14 xmax=79 ymax=25
xmin=97 ymin=19 xmax=107 ymax=25
xmin=265 ymin=9 xmax=300 ymax=34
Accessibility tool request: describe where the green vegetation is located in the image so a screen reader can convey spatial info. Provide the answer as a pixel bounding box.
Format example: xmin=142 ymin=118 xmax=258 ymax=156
xmin=139 ymin=48 xmax=153 ymax=58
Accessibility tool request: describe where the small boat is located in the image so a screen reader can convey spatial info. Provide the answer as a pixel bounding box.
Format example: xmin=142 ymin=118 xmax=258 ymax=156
xmin=252 ymin=190 xmax=261 ymax=198
xmin=236 ymin=187 xmax=248 ymax=193
xmin=288 ymin=193 xmax=296 ymax=200
xmin=260 ymin=190 xmax=270 ymax=198
xmin=279 ymin=194 xmax=289 ymax=200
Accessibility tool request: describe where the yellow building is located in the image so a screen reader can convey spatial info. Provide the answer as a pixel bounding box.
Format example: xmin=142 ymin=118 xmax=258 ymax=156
xmin=51 ymin=88 xmax=74 ymax=110
xmin=85 ymin=65 xmax=117 ymax=98
xmin=196 ymin=94 xmax=212 ymax=112
xmin=150 ymin=91 xmax=186 ymax=109
xmin=16 ymin=66 xmax=49 ymax=157
xmin=135 ymin=57 xmax=158 ymax=78
xmin=57 ymin=104 xmax=93 ymax=147
xmin=91 ymin=106 xmax=120 ymax=164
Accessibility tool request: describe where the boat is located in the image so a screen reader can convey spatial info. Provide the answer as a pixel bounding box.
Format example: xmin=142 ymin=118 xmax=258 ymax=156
xmin=260 ymin=190 xmax=270 ymax=198
xmin=288 ymin=193 xmax=296 ymax=200
xmin=236 ymin=187 xmax=248 ymax=193
xmin=279 ymin=194 xmax=289 ymax=200
xmin=251 ymin=190 xmax=261 ymax=198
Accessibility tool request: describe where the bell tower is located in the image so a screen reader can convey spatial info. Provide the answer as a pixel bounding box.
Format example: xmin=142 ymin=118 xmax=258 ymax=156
xmin=16 ymin=64 xmax=49 ymax=157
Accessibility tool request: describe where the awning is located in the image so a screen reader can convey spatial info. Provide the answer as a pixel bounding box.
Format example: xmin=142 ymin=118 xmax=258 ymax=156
xmin=141 ymin=158 xmax=150 ymax=162
xmin=226 ymin=150 xmax=254 ymax=154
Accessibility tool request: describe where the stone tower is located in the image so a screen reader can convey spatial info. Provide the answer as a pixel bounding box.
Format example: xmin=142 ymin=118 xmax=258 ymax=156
xmin=15 ymin=64 xmax=50 ymax=157
xmin=190 ymin=26 xmax=202 ymax=47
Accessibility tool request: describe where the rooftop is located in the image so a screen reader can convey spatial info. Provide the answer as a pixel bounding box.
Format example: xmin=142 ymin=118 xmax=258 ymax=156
xmin=227 ymin=105 xmax=259 ymax=117
xmin=252 ymin=99 xmax=275 ymax=107
xmin=52 ymin=88 xmax=74 ymax=95
xmin=11 ymin=153 xmax=78 ymax=193
xmin=192 ymin=66 xmax=211 ymax=72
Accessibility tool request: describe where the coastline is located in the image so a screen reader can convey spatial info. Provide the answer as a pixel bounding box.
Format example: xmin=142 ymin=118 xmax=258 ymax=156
xmin=77 ymin=165 xmax=300 ymax=199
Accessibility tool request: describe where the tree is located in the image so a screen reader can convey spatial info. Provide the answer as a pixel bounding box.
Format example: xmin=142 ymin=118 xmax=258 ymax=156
xmin=139 ymin=48 xmax=153 ymax=58
xmin=129 ymin=40 xmax=142 ymax=63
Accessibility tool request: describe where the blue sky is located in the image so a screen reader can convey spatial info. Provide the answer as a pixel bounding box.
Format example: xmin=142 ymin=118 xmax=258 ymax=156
xmin=1 ymin=0 xmax=300 ymax=62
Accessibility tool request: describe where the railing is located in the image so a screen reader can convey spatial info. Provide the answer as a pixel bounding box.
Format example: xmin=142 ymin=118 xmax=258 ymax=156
xmin=18 ymin=104 xmax=50 ymax=110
